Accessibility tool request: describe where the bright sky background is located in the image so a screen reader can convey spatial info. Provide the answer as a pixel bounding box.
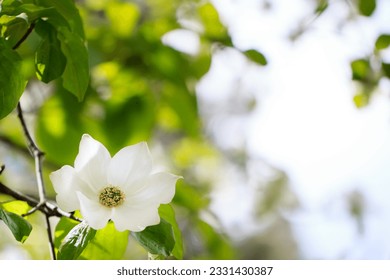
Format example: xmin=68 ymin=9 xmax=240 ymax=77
xmin=194 ymin=0 xmax=390 ymax=259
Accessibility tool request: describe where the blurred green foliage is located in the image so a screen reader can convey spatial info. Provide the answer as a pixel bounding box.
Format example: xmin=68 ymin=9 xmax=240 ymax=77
xmin=1 ymin=0 xmax=260 ymax=259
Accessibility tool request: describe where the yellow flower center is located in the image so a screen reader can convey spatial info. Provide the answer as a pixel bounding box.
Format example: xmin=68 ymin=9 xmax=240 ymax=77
xmin=98 ymin=185 xmax=125 ymax=208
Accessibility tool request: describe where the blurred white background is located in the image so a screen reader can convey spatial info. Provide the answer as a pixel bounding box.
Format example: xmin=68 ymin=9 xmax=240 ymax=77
xmin=195 ymin=0 xmax=390 ymax=259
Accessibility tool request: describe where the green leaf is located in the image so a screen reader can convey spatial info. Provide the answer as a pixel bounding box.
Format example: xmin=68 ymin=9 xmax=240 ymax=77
xmin=196 ymin=219 xmax=235 ymax=259
xmin=0 ymin=39 xmax=26 ymax=119
xmin=36 ymin=0 xmax=85 ymax=39
xmin=244 ymin=49 xmax=268 ymax=66
xmin=1 ymin=16 xmax=29 ymax=48
xmin=358 ymin=0 xmax=376 ymax=16
xmin=0 ymin=2 xmax=56 ymax=23
xmin=57 ymin=221 xmax=96 ymax=260
xmin=382 ymin=62 xmax=390 ymax=79
xmin=375 ymin=34 xmax=390 ymax=50
xmin=1 ymin=200 xmax=30 ymax=216
xmin=198 ymin=2 xmax=232 ymax=45
xmin=173 ymin=180 xmax=209 ymax=213
xmin=159 ymin=204 xmax=183 ymax=259
xmin=0 ymin=208 xmax=32 ymax=243
xmin=351 ymin=59 xmax=370 ymax=81
xmin=35 ymin=20 xmax=66 ymax=83
xmin=315 ymin=0 xmax=328 ymax=14
xmin=353 ymin=93 xmax=369 ymax=108
xmin=131 ymin=218 xmax=175 ymax=257
xmin=80 ymin=222 xmax=128 ymax=260
xmin=57 ymin=27 xmax=90 ymax=101
xmin=54 ymin=216 xmax=79 ymax=250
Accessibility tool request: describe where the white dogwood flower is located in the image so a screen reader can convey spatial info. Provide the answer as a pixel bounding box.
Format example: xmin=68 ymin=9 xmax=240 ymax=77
xmin=50 ymin=134 xmax=180 ymax=232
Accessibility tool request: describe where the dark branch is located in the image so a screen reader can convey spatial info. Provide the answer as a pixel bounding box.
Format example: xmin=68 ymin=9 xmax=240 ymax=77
xmin=14 ymin=103 xmax=84 ymax=259
xmin=45 ymin=214 xmax=56 ymax=260
xmin=0 ymin=181 xmax=38 ymax=207
xmin=0 ymin=181 xmax=82 ymax=222
xmin=17 ymin=103 xmax=46 ymax=203
xmin=12 ymin=22 xmax=36 ymax=50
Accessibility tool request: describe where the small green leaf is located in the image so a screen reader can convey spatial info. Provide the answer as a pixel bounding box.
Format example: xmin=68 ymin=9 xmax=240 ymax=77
xmin=35 ymin=20 xmax=66 ymax=83
xmin=353 ymin=93 xmax=369 ymax=108
xmin=0 ymin=39 xmax=26 ymax=119
xmin=315 ymin=0 xmax=328 ymax=14
xmin=351 ymin=59 xmax=370 ymax=81
xmin=35 ymin=0 xmax=85 ymax=38
xmin=57 ymin=221 xmax=96 ymax=260
xmin=358 ymin=0 xmax=376 ymax=16
xmin=198 ymin=2 xmax=232 ymax=45
xmin=131 ymin=218 xmax=175 ymax=257
xmin=57 ymin=27 xmax=90 ymax=101
xmin=382 ymin=62 xmax=390 ymax=79
xmin=1 ymin=200 xmax=30 ymax=216
xmin=159 ymin=204 xmax=183 ymax=259
xmin=80 ymin=222 xmax=128 ymax=260
xmin=375 ymin=34 xmax=390 ymax=50
xmin=1 ymin=16 xmax=29 ymax=48
xmin=244 ymin=49 xmax=268 ymax=66
xmin=0 ymin=208 xmax=32 ymax=243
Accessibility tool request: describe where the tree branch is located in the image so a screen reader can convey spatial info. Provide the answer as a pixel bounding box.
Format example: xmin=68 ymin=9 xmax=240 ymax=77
xmin=8 ymin=20 xmax=62 ymax=260
xmin=17 ymin=103 xmax=46 ymax=204
xmin=12 ymin=22 xmax=36 ymax=50
xmin=15 ymin=103 xmax=55 ymax=259
xmin=45 ymin=214 xmax=56 ymax=260
xmin=0 ymin=181 xmax=82 ymax=222
xmin=0 ymin=181 xmax=38 ymax=207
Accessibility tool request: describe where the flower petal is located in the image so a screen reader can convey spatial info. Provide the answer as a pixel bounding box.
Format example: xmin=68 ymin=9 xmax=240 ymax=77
xmin=77 ymin=192 xmax=112 ymax=230
xmin=50 ymin=165 xmax=90 ymax=212
xmin=108 ymin=142 xmax=153 ymax=191
xmin=112 ymin=204 xmax=160 ymax=232
xmin=130 ymin=172 xmax=179 ymax=207
xmin=74 ymin=134 xmax=111 ymax=191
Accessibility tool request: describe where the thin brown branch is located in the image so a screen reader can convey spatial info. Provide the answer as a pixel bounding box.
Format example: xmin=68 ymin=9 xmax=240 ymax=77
xmin=16 ymin=103 xmax=54 ymax=259
xmin=17 ymin=103 xmax=46 ymax=203
xmin=0 ymin=181 xmax=38 ymax=207
xmin=45 ymin=214 xmax=56 ymax=260
xmin=12 ymin=22 xmax=36 ymax=50
xmin=0 ymin=181 xmax=82 ymax=222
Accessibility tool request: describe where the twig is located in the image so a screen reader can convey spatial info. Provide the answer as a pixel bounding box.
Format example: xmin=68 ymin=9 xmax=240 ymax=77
xmin=16 ymin=103 xmax=56 ymax=258
xmin=17 ymin=103 xmax=46 ymax=203
xmin=12 ymin=22 xmax=36 ymax=50
xmin=0 ymin=182 xmax=82 ymax=222
xmin=45 ymin=214 xmax=56 ymax=260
